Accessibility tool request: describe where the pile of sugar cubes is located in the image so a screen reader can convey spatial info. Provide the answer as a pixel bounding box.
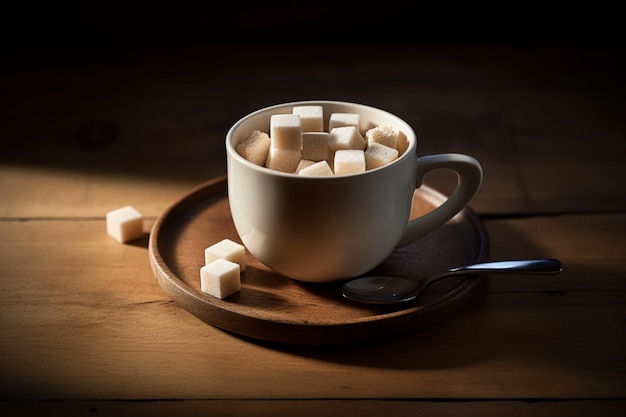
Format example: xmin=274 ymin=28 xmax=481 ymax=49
xmin=200 ymin=238 xmax=246 ymax=299
xmin=236 ymin=105 xmax=409 ymax=176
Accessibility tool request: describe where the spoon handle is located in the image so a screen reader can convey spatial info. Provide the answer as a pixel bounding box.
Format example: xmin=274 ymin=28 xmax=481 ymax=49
xmin=450 ymin=258 xmax=563 ymax=276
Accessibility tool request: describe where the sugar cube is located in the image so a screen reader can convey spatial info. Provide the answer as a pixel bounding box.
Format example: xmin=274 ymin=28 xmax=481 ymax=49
xmin=292 ymin=105 xmax=323 ymax=132
xmin=298 ymin=160 xmax=334 ymax=177
xmin=302 ymin=131 xmax=330 ymax=162
xmin=106 ymin=205 xmax=144 ymax=243
xmin=328 ymin=113 xmax=360 ymax=131
xmin=270 ymin=113 xmax=302 ymax=151
xmin=334 ymin=149 xmax=365 ymax=175
xmin=200 ymin=258 xmax=241 ymax=299
xmin=236 ymin=130 xmax=271 ymax=166
xmin=296 ymin=159 xmax=317 ymax=173
xmin=265 ymin=147 xmax=302 ymax=173
xmin=205 ymin=238 xmax=246 ymax=271
xmin=365 ymin=142 xmax=399 ymax=170
xmin=328 ymin=126 xmax=366 ymax=153
xmin=366 ymin=125 xmax=397 ymax=150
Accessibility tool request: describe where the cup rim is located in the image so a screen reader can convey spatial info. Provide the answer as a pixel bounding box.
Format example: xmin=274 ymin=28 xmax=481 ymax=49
xmin=225 ymin=100 xmax=417 ymax=178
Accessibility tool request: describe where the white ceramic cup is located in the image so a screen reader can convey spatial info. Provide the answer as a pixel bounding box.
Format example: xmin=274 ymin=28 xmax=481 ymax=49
xmin=226 ymin=101 xmax=483 ymax=283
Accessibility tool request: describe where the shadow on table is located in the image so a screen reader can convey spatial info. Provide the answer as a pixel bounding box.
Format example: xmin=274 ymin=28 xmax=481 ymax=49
xmin=234 ymin=221 xmax=582 ymax=371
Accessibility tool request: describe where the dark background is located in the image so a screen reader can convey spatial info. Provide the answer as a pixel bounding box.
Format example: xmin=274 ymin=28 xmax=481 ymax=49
xmin=2 ymin=1 xmax=623 ymax=53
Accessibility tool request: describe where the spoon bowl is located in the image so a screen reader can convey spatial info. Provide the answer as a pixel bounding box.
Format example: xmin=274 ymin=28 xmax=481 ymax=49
xmin=341 ymin=258 xmax=563 ymax=304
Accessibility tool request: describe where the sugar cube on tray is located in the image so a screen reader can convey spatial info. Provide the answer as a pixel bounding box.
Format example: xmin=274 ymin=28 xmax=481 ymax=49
xmin=204 ymin=238 xmax=246 ymax=272
xmin=201 ymin=239 xmax=247 ymax=300
xmin=200 ymin=259 xmax=241 ymax=300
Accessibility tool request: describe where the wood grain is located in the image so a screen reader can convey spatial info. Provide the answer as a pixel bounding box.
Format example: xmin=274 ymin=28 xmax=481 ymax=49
xmin=4 ymin=399 xmax=626 ymax=417
xmin=2 ymin=45 xmax=625 ymax=219
xmin=1 ymin=43 xmax=625 ymax=416
xmin=1 ymin=214 xmax=624 ymax=401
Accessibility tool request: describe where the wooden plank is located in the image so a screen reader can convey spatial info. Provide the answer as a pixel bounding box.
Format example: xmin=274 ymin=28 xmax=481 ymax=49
xmin=1 ymin=215 xmax=625 ymax=400
xmin=2 ymin=45 xmax=625 ymax=218
xmin=3 ymin=155 xmax=622 ymax=219
xmin=3 ymin=399 xmax=626 ymax=417
xmin=0 ymin=163 xmax=210 ymax=219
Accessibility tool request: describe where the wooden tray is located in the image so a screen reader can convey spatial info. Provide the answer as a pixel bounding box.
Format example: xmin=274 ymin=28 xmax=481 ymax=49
xmin=148 ymin=175 xmax=489 ymax=346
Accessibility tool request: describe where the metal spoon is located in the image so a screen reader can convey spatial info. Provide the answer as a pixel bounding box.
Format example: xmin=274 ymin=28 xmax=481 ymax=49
xmin=341 ymin=258 xmax=563 ymax=304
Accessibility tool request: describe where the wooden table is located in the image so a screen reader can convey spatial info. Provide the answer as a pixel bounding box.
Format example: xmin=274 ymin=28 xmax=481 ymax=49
xmin=1 ymin=43 xmax=625 ymax=416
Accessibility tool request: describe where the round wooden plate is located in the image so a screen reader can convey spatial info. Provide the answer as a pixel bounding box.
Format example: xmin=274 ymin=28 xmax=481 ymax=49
xmin=148 ymin=175 xmax=489 ymax=346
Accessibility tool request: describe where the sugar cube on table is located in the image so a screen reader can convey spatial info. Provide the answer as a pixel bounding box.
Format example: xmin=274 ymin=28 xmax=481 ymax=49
xmin=302 ymin=132 xmax=330 ymax=162
xmin=365 ymin=142 xmax=399 ymax=170
xmin=200 ymin=258 xmax=241 ymax=299
xmin=298 ymin=160 xmax=334 ymax=177
xmin=205 ymin=238 xmax=246 ymax=271
xmin=328 ymin=126 xmax=366 ymax=153
xmin=270 ymin=113 xmax=302 ymax=151
xmin=265 ymin=147 xmax=302 ymax=173
xmin=292 ymin=105 xmax=323 ymax=132
xmin=366 ymin=125 xmax=397 ymax=150
xmin=334 ymin=149 xmax=366 ymax=175
xmin=236 ymin=130 xmax=271 ymax=166
xmin=106 ymin=205 xmax=144 ymax=243
xmin=328 ymin=113 xmax=360 ymax=131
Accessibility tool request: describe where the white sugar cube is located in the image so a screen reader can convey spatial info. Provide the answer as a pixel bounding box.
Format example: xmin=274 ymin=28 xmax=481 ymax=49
xmin=270 ymin=113 xmax=302 ymax=151
xmin=328 ymin=126 xmax=366 ymax=153
xmin=328 ymin=113 xmax=360 ymax=131
xmin=366 ymin=125 xmax=397 ymax=150
xmin=396 ymin=130 xmax=409 ymax=156
xmin=296 ymin=159 xmax=317 ymax=173
xmin=200 ymin=259 xmax=241 ymax=299
xmin=334 ymin=149 xmax=365 ymax=175
xmin=205 ymin=238 xmax=246 ymax=271
xmin=365 ymin=142 xmax=399 ymax=170
xmin=236 ymin=130 xmax=271 ymax=166
xmin=302 ymin=131 xmax=330 ymax=162
xmin=265 ymin=146 xmax=302 ymax=173
xmin=106 ymin=205 xmax=144 ymax=243
xmin=298 ymin=160 xmax=334 ymax=177
xmin=292 ymin=105 xmax=323 ymax=132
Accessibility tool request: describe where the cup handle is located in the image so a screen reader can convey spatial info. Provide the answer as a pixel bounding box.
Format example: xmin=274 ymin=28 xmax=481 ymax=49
xmin=397 ymin=153 xmax=483 ymax=247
